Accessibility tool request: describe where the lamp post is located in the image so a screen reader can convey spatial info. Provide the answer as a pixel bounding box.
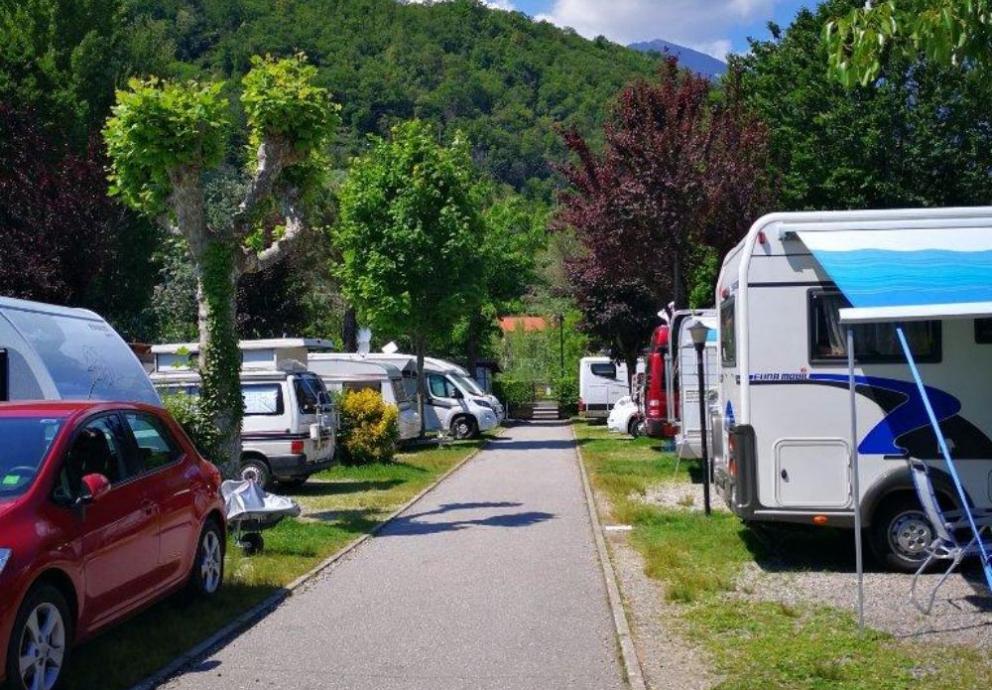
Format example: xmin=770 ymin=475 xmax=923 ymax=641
xmin=556 ymin=313 xmax=564 ymax=380
xmin=688 ymin=318 xmax=712 ymax=516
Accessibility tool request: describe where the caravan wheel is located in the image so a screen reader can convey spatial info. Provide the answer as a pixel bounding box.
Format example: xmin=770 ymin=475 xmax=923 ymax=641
xmin=870 ymin=496 xmax=934 ymax=573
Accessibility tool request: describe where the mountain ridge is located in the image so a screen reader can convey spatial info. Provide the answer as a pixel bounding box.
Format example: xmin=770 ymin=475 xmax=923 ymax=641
xmin=628 ymin=39 xmax=727 ymax=78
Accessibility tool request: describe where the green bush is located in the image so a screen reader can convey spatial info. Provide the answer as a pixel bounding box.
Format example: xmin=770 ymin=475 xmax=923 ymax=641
xmin=339 ymin=389 xmax=399 ymax=465
xmin=553 ymin=375 xmax=579 ymax=415
xmin=162 ymin=393 xmax=225 ymax=466
xmin=493 ymin=376 xmax=535 ymax=407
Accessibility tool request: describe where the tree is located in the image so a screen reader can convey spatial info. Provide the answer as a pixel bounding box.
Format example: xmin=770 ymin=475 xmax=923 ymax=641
xmin=0 ymin=104 xmax=158 ymax=336
xmin=742 ymin=1 xmax=992 ymax=211
xmin=104 ymin=54 xmax=340 ymax=474
xmin=554 ymin=60 xmax=775 ymax=380
xmin=334 ymin=120 xmax=485 ymax=432
xmin=825 ymin=0 xmax=992 ymax=86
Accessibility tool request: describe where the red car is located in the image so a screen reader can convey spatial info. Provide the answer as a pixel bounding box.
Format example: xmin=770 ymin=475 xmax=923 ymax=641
xmin=0 ymin=401 xmax=226 ymax=690
xmin=644 ymin=324 xmax=673 ymax=438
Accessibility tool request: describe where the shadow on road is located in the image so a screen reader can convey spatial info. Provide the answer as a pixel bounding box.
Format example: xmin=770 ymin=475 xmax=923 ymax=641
xmin=379 ymin=501 xmax=556 ymax=536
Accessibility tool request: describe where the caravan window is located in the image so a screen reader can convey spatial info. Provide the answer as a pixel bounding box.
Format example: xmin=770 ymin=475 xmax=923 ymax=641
xmin=808 ymin=291 xmax=941 ymax=363
xmin=720 ymin=298 xmax=736 ymax=367
xmin=590 ymin=363 xmax=617 ymax=379
xmin=243 ymin=384 xmax=284 ymax=416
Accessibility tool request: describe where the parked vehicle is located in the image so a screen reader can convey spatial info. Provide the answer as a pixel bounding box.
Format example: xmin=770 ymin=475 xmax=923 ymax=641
xmin=0 ymin=297 xmax=159 ymax=405
xmin=642 ymin=326 xmax=672 ymax=437
xmin=151 ymin=351 xmax=336 ymax=489
xmin=607 ymin=396 xmax=642 ymax=436
xmin=421 ymin=365 xmax=499 ymax=439
xmin=0 ymin=401 xmax=225 ymax=690
xmin=712 ymin=207 xmax=992 ymax=571
xmin=578 ymin=357 xmax=633 ymax=419
xmin=666 ymin=310 xmax=718 ymax=460
xmin=423 ymin=357 xmax=505 ymax=424
xmin=306 ymin=355 xmax=422 ymax=442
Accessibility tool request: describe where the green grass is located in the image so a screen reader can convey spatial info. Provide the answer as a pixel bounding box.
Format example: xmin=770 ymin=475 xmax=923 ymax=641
xmin=64 ymin=436 xmax=489 ymax=690
xmin=572 ymin=420 xmax=992 ymax=690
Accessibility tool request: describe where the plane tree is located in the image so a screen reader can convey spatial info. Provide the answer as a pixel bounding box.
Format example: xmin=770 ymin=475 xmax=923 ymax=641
xmin=103 ymin=54 xmax=340 ymax=474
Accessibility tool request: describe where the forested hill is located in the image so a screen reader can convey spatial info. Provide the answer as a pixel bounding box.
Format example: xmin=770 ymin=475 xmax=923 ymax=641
xmin=124 ymin=0 xmax=659 ymax=198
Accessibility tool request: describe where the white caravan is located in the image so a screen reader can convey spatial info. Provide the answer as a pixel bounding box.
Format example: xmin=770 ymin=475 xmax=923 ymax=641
xmin=713 ymin=207 xmax=992 ymax=571
xmin=664 ymin=310 xmax=718 ymax=460
xmin=152 ymin=342 xmax=336 ymax=488
xmin=423 ymin=357 xmax=505 ymax=424
xmin=0 ymin=297 xmax=160 ymax=404
xmin=579 ymin=357 xmax=632 ymax=419
xmin=306 ymin=355 xmax=422 ymax=442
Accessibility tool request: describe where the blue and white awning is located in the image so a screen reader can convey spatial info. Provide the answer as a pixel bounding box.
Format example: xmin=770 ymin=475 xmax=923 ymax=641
xmin=797 ymin=227 xmax=992 ymax=323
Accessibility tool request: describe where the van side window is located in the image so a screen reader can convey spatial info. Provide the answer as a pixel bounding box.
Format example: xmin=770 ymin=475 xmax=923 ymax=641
xmin=590 ymin=363 xmax=617 ymax=378
xmin=976 ymin=319 xmax=992 ymax=343
xmin=124 ymin=413 xmax=182 ymax=472
xmin=428 ymin=374 xmax=458 ymax=398
xmin=808 ymin=290 xmax=941 ymax=363
xmin=720 ymin=298 xmax=736 ymax=367
xmin=243 ymin=384 xmax=284 ymax=416
xmin=294 ymin=376 xmax=322 ymax=415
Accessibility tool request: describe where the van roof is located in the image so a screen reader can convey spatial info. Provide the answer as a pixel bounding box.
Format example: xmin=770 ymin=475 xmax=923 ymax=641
xmin=151 ymin=338 xmax=336 ymax=354
xmin=0 ymin=296 xmax=103 ymax=322
xmin=307 ymin=355 xmax=402 ymax=377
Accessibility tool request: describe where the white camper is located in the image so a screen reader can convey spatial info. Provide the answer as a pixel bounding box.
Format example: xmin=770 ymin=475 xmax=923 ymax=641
xmin=306 ymin=355 xmax=422 ymax=442
xmin=713 ymin=207 xmax=992 ymax=571
xmin=151 ymin=342 xmax=336 ymax=488
xmin=664 ymin=310 xmax=718 ymax=460
xmin=0 ymin=297 xmax=159 ymax=404
xmin=423 ymin=357 xmax=505 ymax=424
xmin=579 ymin=356 xmax=633 ymax=418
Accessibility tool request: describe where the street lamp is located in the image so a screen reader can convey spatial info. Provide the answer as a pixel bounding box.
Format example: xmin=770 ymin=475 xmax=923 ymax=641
xmin=555 ymin=313 xmax=564 ymax=380
xmin=688 ymin=318 xmax=712 ymax=516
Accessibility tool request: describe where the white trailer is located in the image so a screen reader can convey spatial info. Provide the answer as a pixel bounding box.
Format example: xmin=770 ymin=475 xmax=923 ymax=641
xmin=713 ymin=207 xmax=992 ymax=571
xmin=0 ymin=297 xmax=159 ymax=404
xmin=666 ymin=310 xmax=718 ymax=460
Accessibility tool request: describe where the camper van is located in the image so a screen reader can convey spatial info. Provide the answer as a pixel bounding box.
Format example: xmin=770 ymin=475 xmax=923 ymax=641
xmin=151 ymin=342 xmax=336 ymax=488
xmin=0 ymin=297 xmax=159 ymax=404
xmin=666 ymin=310 xmax=718 ymax=460
xmin=579 ymin=357 xmax=633 ymax=419
xmin=307 ymin=355 xmax=422 ymax=442
xmin=713 ymin=208 xmax=992 ymax=571
xmin=423 ymin=357 xmax=505 ymax=424
xmin=643 ymin=324 xmax=672 ymax=437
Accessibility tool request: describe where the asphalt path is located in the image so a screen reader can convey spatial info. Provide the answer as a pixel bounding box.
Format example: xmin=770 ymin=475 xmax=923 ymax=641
xmin=161 ymin=420 xmax=625 ymax=690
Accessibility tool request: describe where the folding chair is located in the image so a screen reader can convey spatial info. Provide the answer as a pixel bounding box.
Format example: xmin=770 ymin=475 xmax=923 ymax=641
xmin=909 ymin=460 xmax=992 ymax=614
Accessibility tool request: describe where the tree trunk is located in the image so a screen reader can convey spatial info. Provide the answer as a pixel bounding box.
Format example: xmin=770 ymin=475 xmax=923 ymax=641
xmin=196 ymin=242 xmax=244 ymax=478
xmin=414 ymin=334 xmax=428 ymax=437
xmin=672 ymin=250 xmax=686 ymax=310
xmin=342 ymin=307 xmax=358 ymax=353
xmin=465 ymin=313 xmax=481 ymax=383
xmin=625 ymin=352 xmax=638 ymax=395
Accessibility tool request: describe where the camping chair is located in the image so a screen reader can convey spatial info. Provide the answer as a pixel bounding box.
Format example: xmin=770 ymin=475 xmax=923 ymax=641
xmin=909 ymin=460 xmax=992 ymax=614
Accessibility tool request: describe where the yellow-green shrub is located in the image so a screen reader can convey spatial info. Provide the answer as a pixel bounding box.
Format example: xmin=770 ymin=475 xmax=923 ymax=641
xmin=339 ymin=388 xmax=399 ymax=464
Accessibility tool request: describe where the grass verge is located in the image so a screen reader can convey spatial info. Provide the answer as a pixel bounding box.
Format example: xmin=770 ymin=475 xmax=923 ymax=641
xmin=573 ymin=420 xmax=992 ymax=690
xmin=65 ymin=436 xmax=490 ymax=690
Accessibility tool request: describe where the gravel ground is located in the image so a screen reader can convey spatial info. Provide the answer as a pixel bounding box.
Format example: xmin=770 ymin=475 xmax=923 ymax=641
xmin=642 ymin=481 xmax=729 ymax=514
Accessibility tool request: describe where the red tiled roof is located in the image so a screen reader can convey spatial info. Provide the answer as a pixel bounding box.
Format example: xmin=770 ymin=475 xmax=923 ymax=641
xmin=499 ymin=316 xmax=548 ymax=333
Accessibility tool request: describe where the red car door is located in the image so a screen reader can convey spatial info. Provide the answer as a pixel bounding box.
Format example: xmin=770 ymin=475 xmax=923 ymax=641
xmin=65 ymin=414 xmax=160 ymax=631
xmin=122 ymin=411 xmax=198 ymax=586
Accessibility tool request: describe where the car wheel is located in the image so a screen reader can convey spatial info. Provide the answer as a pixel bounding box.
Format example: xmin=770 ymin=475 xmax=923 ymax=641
xmin=5 ymin=585 xmax=71 ymax=690
xmin=188 ymin=521 xmax=225 ymax=597
xmin=451 ymin=416 xmax=478 ymax=440
xmin=870 ymin=496 xmax=935 ymax=573
xmin=627 ymin=417 xmax=642 ymax=438
xmin=240 ymin=458 xmax=271 ymax=489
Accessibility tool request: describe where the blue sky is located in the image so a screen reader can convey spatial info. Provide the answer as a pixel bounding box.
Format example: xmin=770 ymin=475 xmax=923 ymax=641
xmin=487 ymin=0 xmax=819 ymax=59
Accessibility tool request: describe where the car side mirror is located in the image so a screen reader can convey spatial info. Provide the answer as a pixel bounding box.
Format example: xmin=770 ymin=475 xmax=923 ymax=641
xmin=80 ymin=473 xmax=111 ymax=505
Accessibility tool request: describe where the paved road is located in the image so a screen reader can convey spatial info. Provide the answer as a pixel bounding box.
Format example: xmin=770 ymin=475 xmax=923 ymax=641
xmin=162 ymin=421 xmax=625 ymax=690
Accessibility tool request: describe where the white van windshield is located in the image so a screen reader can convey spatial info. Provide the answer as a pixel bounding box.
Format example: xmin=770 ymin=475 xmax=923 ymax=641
xmin=452 ymin=374 xmax=484 ymax=396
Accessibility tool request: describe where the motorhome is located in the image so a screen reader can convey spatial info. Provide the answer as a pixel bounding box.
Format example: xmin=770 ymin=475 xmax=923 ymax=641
xmin=579 ymin=356 xmax=635 ymax=419
xmin=665 ymin=310 xmax=718 ymax=460
xmin=713 ymin=208 xmax=992 ymax=571
xmin=643 ymin=325 xmax=672 ymax=437
xmin=306 ymin=355 xmax=422 ymax=442
xmin=0 ymin=297 xmax=160 ymax=405
xmin=151 ymin=342 xmax=336 ymax=488
xmin=423 ymin=356 xmax=505 ymax=424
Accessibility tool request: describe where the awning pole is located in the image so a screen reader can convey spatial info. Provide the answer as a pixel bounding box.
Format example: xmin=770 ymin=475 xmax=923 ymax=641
xmin=848 ymin=327 xmax=865 ymax=632
xmin=895 ymin=327 xmax=992 ymax=591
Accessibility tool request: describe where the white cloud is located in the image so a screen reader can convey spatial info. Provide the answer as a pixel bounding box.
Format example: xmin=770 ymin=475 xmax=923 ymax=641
xmin=534 ymin=0 xmax=782 ymax=59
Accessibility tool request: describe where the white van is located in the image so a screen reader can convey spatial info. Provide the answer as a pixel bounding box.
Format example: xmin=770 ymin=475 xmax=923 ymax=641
xmin=713 ymin=207 xmax=992 ymax=571
xmin=307 ymin=355 xmax=422 ymax=442
xmin=579 ymin=357 xmax=633 ymax=419
xmin=152 ymin=345 xmax=336 ymax=488
xmin=0 ymin=297 xmax=159 ymax=404
xmin=423 ymin=357 xmax=505 ymax=424
xmin=665 ymin=310 xmax=718 ymax=460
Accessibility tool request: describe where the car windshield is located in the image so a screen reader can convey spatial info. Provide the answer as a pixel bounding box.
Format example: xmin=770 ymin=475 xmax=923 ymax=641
xmin=453 ymin=374 xmax=484 ymax=396
xmin=0 ymin=417 xmax=63 ymax=499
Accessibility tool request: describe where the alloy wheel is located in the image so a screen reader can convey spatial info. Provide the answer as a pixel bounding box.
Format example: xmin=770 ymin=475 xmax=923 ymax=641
xmin=200 ymin=530 xmax=223 ymax=594
xmin=18 ymin=602 xmax=66 ymax=690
